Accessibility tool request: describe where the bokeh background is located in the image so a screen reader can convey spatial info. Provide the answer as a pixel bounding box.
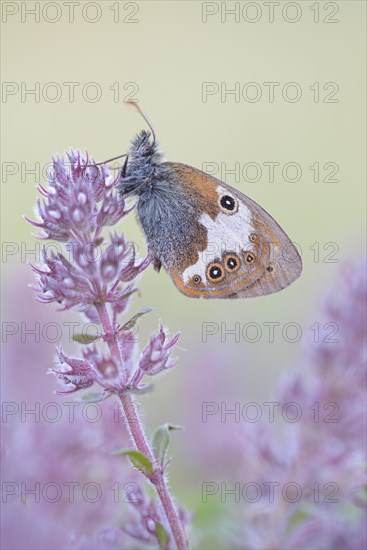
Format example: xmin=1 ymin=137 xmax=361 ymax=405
xmin=1 ymin=1 xmax=366 ymax=549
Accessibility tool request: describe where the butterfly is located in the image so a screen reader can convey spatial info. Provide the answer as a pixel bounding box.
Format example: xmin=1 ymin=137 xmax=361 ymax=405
xmin=103 ymin=103 xmax=302 ymax=299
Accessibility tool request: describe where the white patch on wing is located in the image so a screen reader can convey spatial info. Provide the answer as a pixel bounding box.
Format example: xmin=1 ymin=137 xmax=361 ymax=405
xmin=183 ymin=185 xmax=255 ymax=284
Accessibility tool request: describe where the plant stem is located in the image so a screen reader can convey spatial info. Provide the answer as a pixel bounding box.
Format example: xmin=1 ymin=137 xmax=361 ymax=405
xmin=96 ymin=303 xmax=188 ymax=550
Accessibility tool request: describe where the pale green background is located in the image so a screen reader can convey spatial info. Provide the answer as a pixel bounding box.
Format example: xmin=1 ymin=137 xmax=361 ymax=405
xmin=1 ymin=1 xmax=366 ymax=547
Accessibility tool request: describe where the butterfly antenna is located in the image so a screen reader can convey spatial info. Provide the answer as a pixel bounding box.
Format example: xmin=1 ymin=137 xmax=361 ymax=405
xmin=86 ymin=153 xmax=128 ymax=167
xmin=125 ymin=101 xmax=156 ymax=147
xmin=85 ymin=102 xmax=155 ymax=167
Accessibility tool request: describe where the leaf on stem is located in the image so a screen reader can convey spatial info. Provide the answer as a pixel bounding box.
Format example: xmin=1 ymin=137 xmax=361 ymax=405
xmin=113 ymin=448 xmax=153 ymax=478
xmin=155 ymin=521 xmax=170 ymax=549
xmin=152 ymin=424 xmax=183 ymax=469
xmin=119 ymin=308 xmax=153 ymax=332
xmin=72 ymin=333 xmax=100 ymax=344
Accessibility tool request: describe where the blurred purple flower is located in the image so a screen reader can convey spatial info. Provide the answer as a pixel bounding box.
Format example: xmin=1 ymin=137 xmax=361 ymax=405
xmin=2 ymin=276 xmax=136 ymax=550
xmin=235 ymin=261 xmax=367 ymax=550
xmin=72 ymin=526 xmax=124 ymax=550
xmin=121 ymin=487 xmax=188 ymax=549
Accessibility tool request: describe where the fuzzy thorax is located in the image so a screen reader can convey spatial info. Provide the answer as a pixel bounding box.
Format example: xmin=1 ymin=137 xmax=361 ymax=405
xmin=118 ymin=130 xmax=164 ymax=197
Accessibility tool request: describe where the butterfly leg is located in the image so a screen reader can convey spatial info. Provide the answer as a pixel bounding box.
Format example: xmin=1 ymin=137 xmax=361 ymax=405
xmin=153 ymin=257 xmax=162 ymax=273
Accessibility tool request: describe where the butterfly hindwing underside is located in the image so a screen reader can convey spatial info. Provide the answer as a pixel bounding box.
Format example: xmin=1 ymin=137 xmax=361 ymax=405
xmin=162 ymin=163 xmax=302 ymax=299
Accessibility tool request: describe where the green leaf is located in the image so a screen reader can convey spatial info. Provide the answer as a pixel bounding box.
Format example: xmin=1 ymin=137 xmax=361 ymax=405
xmin=119 ymin=308 xmax=152 ymax=332
xmin=112 ymin=448 xmax=153 ymax=477
xmin=152 ymin=424 xmax=183 ymax=468
xmin=155 ymin=521 xmax=170 ymax=549
xmin=78 ymin=391 xmax=110 ymax=403
xmin=72 ymin=333 xmax=99 ymax=344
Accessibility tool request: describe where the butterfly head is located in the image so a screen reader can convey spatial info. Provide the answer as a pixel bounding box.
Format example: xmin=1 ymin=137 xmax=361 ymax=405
xmin=118 ymin=129 xmax=164 ymax=198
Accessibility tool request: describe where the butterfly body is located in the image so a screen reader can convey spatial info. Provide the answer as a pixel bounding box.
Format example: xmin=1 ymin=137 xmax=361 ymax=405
xmin=119 ymin=129 xmax=302 ymax=299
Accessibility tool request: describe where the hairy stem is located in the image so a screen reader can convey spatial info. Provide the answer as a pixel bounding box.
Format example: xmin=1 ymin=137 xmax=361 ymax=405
xmin=95 ymin=303 xmax=188 ymax=550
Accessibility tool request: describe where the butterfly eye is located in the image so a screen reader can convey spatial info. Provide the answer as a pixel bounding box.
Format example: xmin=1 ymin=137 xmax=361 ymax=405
xmin=249 ymin=233 xmax=258 ymax=243
xmin=267 ymin=266 xmax=274 ymax=273
xmin=244 ymin=252 xmax=256 ymax=264
xmin=224 ymin=253 xmax=240 ymax=273
xmin=192 ymin=275 xmax=202 ymax=285
xmin=219 ymin=194 xmax=238 ymax=214
xmin=207 ymin=262 xmax=225 ymax=283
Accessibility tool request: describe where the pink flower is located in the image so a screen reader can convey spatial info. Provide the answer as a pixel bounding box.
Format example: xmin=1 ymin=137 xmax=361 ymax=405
xmin=126 ymin=325 xmax=180 ymax=391
xmin=25 ymin=152 xmax=126 ymax=241
xmin=52 ymin=349 xmax=97 ymax=394
xmin=26 ymin=152 xmax=176 ymax=396
xmin=139 ymin=326 xmax=180 ymax=375
xmin=24 ymin=150 xmax=187 ymax=550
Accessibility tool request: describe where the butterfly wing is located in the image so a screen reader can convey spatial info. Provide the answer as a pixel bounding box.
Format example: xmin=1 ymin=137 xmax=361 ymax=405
xmin=160 ymin=162 xmax=302 ymax=299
